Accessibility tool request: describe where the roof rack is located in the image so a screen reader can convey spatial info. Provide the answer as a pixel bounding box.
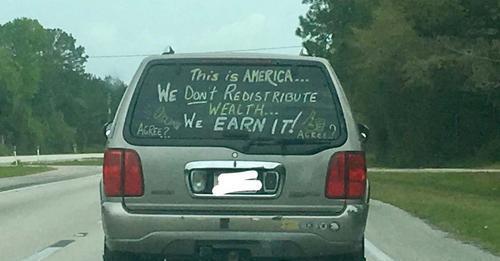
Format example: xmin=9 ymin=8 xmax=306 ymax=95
xmin=162 ymin=46 xmax=175 ymax=55
xmin=299 ymin=47 xmax=310 ymax=56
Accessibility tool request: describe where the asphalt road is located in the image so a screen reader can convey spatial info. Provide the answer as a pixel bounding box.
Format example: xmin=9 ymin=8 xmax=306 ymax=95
xmin=0 ymin=166 xmax=498 ymax=261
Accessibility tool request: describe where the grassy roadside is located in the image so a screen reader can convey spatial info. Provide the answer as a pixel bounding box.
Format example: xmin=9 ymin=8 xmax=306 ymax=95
xmin=33 ymin=158 xmax=103 ymax=166
xmin=0 ymin=166 xmax=55 ymax=178
xmin=370 ymin=171 xmax=500 ymax=255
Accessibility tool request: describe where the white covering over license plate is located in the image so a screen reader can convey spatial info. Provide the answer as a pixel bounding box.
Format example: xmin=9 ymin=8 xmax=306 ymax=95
xmin=212 ymin=170 xmax=262 ymax=196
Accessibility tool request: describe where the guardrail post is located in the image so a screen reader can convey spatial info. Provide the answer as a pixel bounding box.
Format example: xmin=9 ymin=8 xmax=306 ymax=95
xmin=13 ymin=145 xmax=18 ymax=166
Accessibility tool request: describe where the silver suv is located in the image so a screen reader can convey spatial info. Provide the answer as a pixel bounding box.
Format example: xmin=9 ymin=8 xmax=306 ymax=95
xmin=101 ymin=53 xmax=369 ymax=261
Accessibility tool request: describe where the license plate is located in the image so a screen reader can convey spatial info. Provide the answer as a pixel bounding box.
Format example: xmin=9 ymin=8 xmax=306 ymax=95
xmin=212 ymin=170 xmax=262 ymax=196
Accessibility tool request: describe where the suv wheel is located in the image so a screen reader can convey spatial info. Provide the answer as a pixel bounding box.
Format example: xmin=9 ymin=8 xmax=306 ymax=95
xmin=322 ymin=239 xmax=365 ymax=261
xmin=337 ymin=239 xmax=365 ymax=261
xmin=103 ymin=242 xmax=164 ymax=261
xmin=338 ymin=252 xmax=366 ymax=261
xmin=103 ymin=244 xmax=137 ymax=261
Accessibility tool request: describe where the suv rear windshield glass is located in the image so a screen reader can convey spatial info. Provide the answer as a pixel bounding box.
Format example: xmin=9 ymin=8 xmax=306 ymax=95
xmin=125 ymin=59 xmax=346 ymax=154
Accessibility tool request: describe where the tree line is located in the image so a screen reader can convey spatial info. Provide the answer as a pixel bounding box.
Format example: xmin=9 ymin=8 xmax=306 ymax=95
xmin=297 ymin=0 xmax=500 ymax=167
xmin=2 ymin=6 xmax=499 ymax=167
xmin=0 ymin=18 xmax=125 ymax=156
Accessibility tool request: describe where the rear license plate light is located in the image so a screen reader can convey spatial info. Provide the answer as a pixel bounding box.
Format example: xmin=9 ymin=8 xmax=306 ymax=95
xmin=263 ymin=171 xmax=279 ymax=192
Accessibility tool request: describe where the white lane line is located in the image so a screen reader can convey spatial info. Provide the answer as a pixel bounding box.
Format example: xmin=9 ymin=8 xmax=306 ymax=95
xmin=0 ymin=174 xmax=99 ymax=194
xmin=23 ymin=247 xmax=60 ymax=261
xmin=365 ymin=238 xmax=395 ymax=261
xmin=23 ymin=240 xmax=75 ymax=261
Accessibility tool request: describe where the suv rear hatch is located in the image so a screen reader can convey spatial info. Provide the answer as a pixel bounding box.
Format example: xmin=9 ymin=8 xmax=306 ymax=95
xmin=116 ymin=58 xmax=354 ymax=215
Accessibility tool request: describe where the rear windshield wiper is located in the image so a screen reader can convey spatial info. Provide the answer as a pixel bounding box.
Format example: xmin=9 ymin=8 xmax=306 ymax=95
xmin=277 ymin=139 xmax=333 ymax=145
xmin=222 ymin=130 xmax=250 ymax=139
xmin=221 ymin=130 xmax=334 ymax=152
xmin=243 ymin=138 xmax=334 ymax=152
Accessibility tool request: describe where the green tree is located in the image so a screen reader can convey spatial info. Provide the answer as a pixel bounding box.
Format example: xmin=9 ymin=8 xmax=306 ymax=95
xmin=0 ymin=18 xmax=46 ymax=153
xmin=0 ymin=18 xmax=125 ymax=155
xmin=297 ymin=0 xmax=500 ymax=166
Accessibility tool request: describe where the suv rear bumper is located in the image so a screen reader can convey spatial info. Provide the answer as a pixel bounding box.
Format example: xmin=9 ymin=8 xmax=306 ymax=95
xmin=101 ymin=202 xmax=368 ymax=258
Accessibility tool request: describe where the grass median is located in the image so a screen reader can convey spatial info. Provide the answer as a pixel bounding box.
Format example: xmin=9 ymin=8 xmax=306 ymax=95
xmin=46 ymin=158 xmax=102 ymax=166
xmin=369 ymin=170 xmax=500 ymax=255
xmin=28 ymin=158 xmax=103 ymax=166
xmin=0 ymin=165 xmax=55 ymax=178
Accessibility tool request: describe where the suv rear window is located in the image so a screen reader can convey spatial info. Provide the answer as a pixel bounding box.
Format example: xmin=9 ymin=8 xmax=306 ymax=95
xmin=124 ymin=59 xmax=346 ymax=154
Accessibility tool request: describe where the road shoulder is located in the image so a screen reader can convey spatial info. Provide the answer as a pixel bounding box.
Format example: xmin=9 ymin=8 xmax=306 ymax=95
xmin=366 ymin=200 xmax=500 ymax=261
xmin=0 ymin=165 xmax=100 ymax=192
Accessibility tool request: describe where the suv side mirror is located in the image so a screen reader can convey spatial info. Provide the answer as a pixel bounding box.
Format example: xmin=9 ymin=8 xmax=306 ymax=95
xmin=357 ymin=123 xmax=369 ymax=143
xmin=103 ymin=122 xmax=113 ymax=139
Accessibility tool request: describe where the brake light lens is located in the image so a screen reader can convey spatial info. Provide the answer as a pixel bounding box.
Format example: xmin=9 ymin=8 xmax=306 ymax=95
xmin=325 ymin=152 xmax=346 ymax=198
xmin=325 ymin=152 xmax=366 ymax=199
xmin=346 ymin=152 xmax=366 ymax=198
xmin=103 ymin=150 xmax=122 ymax=196
xmin=103 ymin=149 xmax=144 ymax=197
xmin=123 ymin=150 xmax=144 ymax=196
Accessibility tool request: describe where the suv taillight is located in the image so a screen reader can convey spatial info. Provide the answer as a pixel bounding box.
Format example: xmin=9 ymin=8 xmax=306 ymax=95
xmin=103 ymin=149 xmax=144 ymax=197
xmin=325 ymin=152 xmax=366 ymax=199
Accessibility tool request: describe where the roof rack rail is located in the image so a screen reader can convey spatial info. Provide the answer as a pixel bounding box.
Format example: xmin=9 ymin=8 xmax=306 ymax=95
xmin=162 ymin=46 xmax=175 ymax=55
xmin=299 ymin=47 xmax=310 ymax=56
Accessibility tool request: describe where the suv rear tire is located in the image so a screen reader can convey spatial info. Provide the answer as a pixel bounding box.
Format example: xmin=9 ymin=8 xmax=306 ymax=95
xmin=338 ymin=252 xmax=366 ymax=261
xmin=337 ymin=239 xmax=365 ymax=261
xmin=322 ymin=239 xmax=365 ymax=261
xmin=103 ymin=244 xmax=137 ymax=261
xmin=103 ymin=242 xmax=164 ymax=261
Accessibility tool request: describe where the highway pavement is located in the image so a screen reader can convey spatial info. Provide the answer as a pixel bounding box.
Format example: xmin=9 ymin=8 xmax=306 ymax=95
xmin=0 ymin=166 xmax=498 ymax=261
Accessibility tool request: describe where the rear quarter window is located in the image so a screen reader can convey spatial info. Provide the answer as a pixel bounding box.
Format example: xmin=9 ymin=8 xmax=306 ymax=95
xmin=124 ymin=59 xmax=347 ymax=154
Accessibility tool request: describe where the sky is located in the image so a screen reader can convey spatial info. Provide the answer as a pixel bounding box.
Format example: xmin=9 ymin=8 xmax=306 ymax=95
xmin=0 ymin=0 xmax=309 ymax=83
